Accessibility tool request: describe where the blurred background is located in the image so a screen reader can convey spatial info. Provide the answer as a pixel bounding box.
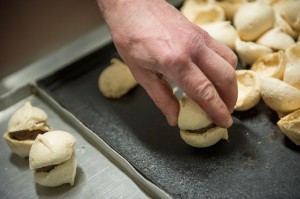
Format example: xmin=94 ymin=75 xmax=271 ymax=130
xmin=0 ymin=0 xmax=104 ymax=79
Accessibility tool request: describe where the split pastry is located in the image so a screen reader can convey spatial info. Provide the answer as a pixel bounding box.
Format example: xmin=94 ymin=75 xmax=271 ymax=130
xmin=256 ymin=28 xmax=295 ymax=50
xmin=283 ymin=42 xmax=300 ymax=89
xmin=234 ymin=1 xmax=275 ymax=41
xmin=3 ymin=102 xmax=51 ymax=158
xmin=99 ymin=58 xmax=138 ymax=99
xmin=280 ymin=1 xmax=300 ymax=32
xmin=29 ymin=131 xmax=77 ymax=187
xmin=234 ymin=70 xmax=261 ymax=111
xmin=178 ymin=96 xmax=228 ymax=148
xmin=260 ymin=77 xmax=300 ymax=112
xmin=250 ymin=51 xmax=286 ymax=79
xmin=277 ymin=109 xmax=300 ymax=145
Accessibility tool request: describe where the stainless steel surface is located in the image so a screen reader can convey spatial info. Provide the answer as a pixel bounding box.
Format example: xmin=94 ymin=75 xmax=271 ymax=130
xmin=0 ymin=85 xmax=150 ymax=199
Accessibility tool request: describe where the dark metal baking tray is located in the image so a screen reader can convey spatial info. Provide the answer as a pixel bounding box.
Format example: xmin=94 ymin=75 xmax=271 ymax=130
xmin=37 ymin=41 xmax=300 ymax=199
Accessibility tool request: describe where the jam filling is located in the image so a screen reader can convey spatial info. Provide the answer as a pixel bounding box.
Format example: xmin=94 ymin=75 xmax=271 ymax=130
xmin=186 ymin=124 xmax=216 ymax=134
xmin=9 ymin=129 xmax=47 ymax=141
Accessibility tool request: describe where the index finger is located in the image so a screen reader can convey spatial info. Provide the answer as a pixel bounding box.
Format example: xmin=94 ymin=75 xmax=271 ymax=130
xmin=170 ymin=61 xmax=233 ymax=128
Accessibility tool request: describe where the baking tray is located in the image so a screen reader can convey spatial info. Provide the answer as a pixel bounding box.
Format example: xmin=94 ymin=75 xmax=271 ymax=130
xmin=0 ymin=84 xmax=170 ymax=199
xmin=36 ymin=41 xmax=300 ymax=198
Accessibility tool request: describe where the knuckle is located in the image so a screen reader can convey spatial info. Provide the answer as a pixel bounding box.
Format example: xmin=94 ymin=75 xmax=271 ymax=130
xmin=229 ymin=52 xmax=238 ymax=68
xmin=224 ymin=66 xmax=236 ymax=86
xmin=197 ymin=82 xmax=216 ymax=104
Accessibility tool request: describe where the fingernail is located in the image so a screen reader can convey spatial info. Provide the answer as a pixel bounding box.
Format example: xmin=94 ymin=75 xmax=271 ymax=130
xmin=230 ymin=108 xmax=234 ymax=114
xmin=166 ymin=115 xmax=177 ymax=126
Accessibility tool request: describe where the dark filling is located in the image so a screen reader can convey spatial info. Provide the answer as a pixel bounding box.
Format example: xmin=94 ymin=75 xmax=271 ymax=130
xmin=9 ymin=129 xmax=47 ymax=141
xmin=36 ymin=164 xmax=58 ymax=173
xmin=186 ymin=124 xmax=216 ymax=134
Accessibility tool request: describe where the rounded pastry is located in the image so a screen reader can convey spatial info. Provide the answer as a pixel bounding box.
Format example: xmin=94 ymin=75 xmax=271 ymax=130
xmin=200 ymin=21 xmax=238 ymax=49
xmin=235 ymin=38 xmax=273 ymax=66
xmin=98 ymin=58 xmax=138 ymax=99
xmin=34 ymin=153 xmax=77 ymax=187
xmin=273 ymin=1 xmax=299 ymax=39
xmin=215 ymin=0 xmax=246 ymax=21
xmin=260 ymin=77 xmax=300 ymax=112
xmin=178 ymin=97 xmax=228 ymax=148
xmin=29 ymin=131 xmax=77 ymax=187
xmin=277 ymin=109 xmax=300 ymax=145
xmin=250 ymin=51 xmax=286 ymax=79
xmin=234 ymin=1 xmax=275 ymax=41
xmin=235 ymin=70 xmax=261 ymax=111
xmin=283 ymin=42 xmax=300 ymax=89
xmin=3 ymin=101 xmax=51 ymax=158
xmin=257 ymin=28 xmax=295 ymax=50
xmin=280 ymin=1 xmax=300 ymax=32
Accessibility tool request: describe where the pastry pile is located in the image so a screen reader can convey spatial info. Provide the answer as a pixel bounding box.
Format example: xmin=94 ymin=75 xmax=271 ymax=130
xmin=181 ymin=0 xmax=300 ymax=145
xmin=3 ymin=102 xmax=77 ymax=187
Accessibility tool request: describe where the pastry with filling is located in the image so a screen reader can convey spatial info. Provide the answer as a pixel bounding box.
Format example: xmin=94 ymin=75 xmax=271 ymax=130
xmin=29 ymin=130 xmax=77 ymax=187
xmin=178 ymin=97 xmax=228 ymax=148
xmin=98 ymin=58 xmax=138 ymax=99
xmin=3 ymin=101 xmax=51 ymax=158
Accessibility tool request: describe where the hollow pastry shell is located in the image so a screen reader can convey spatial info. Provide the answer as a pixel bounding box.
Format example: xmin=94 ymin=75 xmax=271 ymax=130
xmin=235 ymin=70 xmax=261 ymax=111
xmin=283 ymin=42 xmax=300 ymax=89
xmin=277 ymin=109 xmax=300 ymax=145
xmin=250 ymin=51 xmax=286 ymax=79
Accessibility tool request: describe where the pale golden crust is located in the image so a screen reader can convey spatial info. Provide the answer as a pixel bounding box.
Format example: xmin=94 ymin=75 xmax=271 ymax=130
xmin=178 ymin=97 xmax=228 ymax=148
xmin=260 ymin=77 xmax=300 ymax=112
xmin=235 ymin=70 xmax=261 ymax=111
xmin=98 ymin=58 xmax=138 ymax=99
xmin=250 ymin=51 xmax=286 ymax=79
xmin=277 ymin=109 xmax=300 ymax=145
xmin=180 ymin=127 xmax=228 ymax=148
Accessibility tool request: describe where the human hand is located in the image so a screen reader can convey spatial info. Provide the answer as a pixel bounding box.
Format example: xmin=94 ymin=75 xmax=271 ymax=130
xmin=97 ymin=0 xmax=237 ymax=128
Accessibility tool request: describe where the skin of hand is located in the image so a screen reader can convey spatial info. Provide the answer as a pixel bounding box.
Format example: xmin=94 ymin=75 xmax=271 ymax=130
xmin=97 ymin=0 xmax=238 ymax=128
